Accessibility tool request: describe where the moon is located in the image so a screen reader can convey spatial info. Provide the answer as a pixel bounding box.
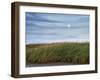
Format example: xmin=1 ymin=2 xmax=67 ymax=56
xmin=67 ymin=24 xmax=71 ymax=28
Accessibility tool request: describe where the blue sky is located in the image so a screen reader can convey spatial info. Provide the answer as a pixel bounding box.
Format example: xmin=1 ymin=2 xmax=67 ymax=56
xmin=25 ymin=12 xmax=90 ymax=44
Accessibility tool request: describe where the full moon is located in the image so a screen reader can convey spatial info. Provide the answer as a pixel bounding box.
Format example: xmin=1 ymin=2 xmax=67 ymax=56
xmin=67 ymin=24 xmax=71 ymax=28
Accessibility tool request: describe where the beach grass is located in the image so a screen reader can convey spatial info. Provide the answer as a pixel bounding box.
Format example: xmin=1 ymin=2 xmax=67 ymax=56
xmin=26 ymin=42 xmax=89 ymax=65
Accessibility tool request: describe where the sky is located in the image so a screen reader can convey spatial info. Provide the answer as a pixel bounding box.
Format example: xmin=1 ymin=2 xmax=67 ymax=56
xmin=25 ymin=12 xmax=90 ymax=44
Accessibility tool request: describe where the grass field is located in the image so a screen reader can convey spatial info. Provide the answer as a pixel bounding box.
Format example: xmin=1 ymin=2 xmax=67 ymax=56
xmin=26 ymin=42 xmax=89 ymax=65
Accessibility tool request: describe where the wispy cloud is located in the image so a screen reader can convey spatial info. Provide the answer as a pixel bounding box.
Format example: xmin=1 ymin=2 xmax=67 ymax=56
xmin=25 ymin=12 xmax=89 ymax=44
xmin=26 ymin=12 xmax=89 ymax=23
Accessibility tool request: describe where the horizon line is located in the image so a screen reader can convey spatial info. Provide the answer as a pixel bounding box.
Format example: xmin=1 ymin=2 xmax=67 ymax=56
xmin=26 ymin=40 xmax=89 ymax=45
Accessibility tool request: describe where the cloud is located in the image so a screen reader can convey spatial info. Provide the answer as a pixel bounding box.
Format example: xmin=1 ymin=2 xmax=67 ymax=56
xmin=25 ymin=12 xmax=89 ymax=44
xmin=26 ymin=32 xmax=58 ymax=35
xmin=26 ymin=20 xmax=89 ymax=30
xmin=26 ymin=12 xmax=89 ymax=23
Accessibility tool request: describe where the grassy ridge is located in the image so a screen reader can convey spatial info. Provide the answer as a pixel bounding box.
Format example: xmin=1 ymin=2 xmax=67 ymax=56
xmin=26 ymin=42 xmax=89 ymax=64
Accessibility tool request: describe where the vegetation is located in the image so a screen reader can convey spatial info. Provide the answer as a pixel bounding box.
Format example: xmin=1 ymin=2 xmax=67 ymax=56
xmin=26 ymin=42 xmax=89 ymax=65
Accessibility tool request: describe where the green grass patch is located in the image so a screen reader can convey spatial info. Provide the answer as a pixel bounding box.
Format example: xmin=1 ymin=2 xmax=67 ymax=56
xmin=26 ymin=42 xmax=89 ymax=64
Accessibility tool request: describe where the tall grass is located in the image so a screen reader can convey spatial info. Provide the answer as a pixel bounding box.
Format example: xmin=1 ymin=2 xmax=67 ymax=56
xmin=26 ymin=42 xmax=89 ymax=64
